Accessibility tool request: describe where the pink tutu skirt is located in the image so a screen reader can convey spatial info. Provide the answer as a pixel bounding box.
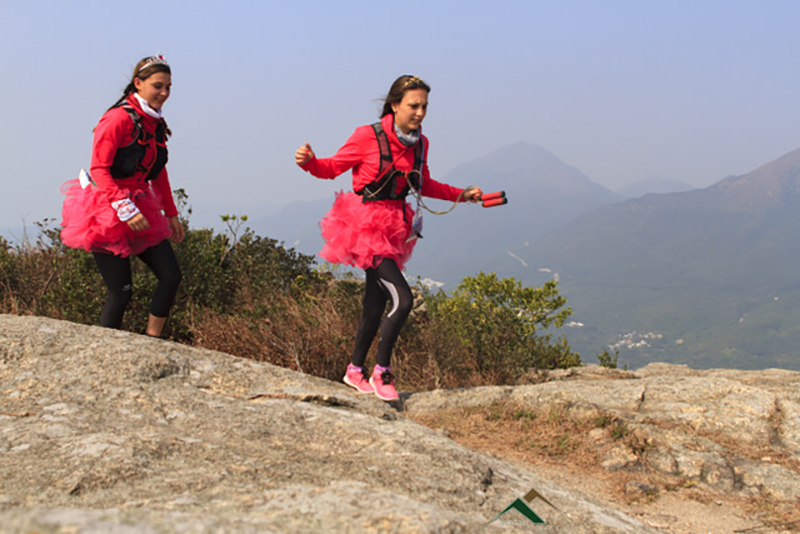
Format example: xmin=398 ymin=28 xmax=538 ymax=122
xmin=60 ymin=179 xmax=172 ymax=257
xmin=319 ymin=191 xmax=417 ymax=271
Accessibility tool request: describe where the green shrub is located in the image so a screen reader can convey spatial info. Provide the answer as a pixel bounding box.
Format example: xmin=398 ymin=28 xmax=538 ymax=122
xmin=423 ymin=272 xmax=580 ymax=382
xmin=597 ymin=348 xmax=620 ymax=369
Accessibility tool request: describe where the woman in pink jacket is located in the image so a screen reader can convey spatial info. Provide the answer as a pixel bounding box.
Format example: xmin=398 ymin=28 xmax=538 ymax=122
xmin=61 ymin=54 xmax=184 ymax=337
xmin=296 ymin=75 xmax=482 ymax=400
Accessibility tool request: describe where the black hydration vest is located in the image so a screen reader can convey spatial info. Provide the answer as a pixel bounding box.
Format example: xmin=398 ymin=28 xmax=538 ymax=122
xmin=109 ymin=105 xmax=168 ymax=181
xmin=357 ymin=122 xmax=424 ymax=202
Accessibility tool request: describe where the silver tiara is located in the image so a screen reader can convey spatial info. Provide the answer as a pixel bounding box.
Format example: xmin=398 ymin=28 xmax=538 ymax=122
xmin=138 ymin=53 xmax=168 ymax=73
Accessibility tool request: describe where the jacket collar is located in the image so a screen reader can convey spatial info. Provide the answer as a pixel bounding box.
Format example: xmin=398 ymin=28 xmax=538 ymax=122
xmin=125 ymin=93 xmax=162 ymax=124
xmin=380 ymin=113 xmax=421 ymax=147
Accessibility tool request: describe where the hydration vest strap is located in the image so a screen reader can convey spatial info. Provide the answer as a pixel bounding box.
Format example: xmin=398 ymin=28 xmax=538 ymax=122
xmin=118 ymin=104 xmax=145 ymax=146
xmin=360 ymin=123 xmax=424 ymax=202
xmin=414 ymin=137 xmax=424 ymax=188
xmin=373 ymin=123 xmax=394 ymax=180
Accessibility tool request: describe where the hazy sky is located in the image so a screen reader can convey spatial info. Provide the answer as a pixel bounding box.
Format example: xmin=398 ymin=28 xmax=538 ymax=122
xmin=2 ymin=0 xmax=799 ymax=232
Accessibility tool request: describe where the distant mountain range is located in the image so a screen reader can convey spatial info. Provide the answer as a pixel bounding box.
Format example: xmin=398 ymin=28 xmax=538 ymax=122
xmin=502 ymin=147 xmax=800 ymax=370
xmin=250 ymin=143 xmax=800 ymax=371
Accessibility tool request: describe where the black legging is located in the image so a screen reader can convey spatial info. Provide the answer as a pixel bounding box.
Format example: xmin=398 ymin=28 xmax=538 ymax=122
xmin=351 ymin=258 xmax=414 ymax=368
xmin=92 ymin=239 xmax=182 ymax=329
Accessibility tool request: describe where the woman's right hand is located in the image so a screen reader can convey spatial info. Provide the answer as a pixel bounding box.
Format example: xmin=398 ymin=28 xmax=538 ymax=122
xmin=295 ymin=142 xmax=315 ymax=166
xmin=168 ymin=216 xmax=184 ymax=243
xmin=463 ymin=187 xmax=483 ymax=203
xmin=127 ymin=213 xmax=150 ymax=231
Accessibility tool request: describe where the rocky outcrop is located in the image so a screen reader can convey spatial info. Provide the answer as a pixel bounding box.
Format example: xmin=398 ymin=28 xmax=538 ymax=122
xmin=0 ymin=315 xmax=654 ymax=533
xmin=405 ymin=364 xmax=800 ymax=503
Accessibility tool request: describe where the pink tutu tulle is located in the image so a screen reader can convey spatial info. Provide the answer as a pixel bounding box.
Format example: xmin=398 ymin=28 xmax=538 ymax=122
xmin=319 ymin=191 xmax=417 ymax=271
xmin=60 ymin=179 xmax=172 ymax=257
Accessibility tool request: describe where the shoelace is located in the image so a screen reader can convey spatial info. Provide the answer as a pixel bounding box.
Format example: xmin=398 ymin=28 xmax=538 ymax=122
xmin=380 ymin=370 xmax=394 ymax=385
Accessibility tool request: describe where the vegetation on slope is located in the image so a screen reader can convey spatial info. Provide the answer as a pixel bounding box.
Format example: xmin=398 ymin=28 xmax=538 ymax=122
xmin=0 ymin=191 xmax=581 ymax=391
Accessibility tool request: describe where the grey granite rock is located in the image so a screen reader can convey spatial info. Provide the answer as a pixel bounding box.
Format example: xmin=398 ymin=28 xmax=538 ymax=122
xmin=0 ymin=315 xmax=655 ymax=533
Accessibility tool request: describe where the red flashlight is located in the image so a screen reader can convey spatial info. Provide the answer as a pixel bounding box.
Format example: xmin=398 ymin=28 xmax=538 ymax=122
xmin=482 ymin=191 xmax=507 ymax=207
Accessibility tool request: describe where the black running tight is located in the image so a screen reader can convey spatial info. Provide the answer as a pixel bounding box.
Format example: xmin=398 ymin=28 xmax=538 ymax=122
xmin=351 ymin=258 xmax=414 ymax=368
xmin=92 ymin=239 xmax=182 ymax=329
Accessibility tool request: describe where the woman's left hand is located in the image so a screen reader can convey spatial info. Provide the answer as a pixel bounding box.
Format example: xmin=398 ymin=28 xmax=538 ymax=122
xmin=295 ymin=142 xmax=316 ymax=166
xmin=168 ymin=216 xmax=185 ymax=243
xmin=464 ymin=187 xmax=483 ymax=203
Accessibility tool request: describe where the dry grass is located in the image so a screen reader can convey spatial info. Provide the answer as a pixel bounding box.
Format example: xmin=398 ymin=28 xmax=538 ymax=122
xmin=410 ymin=401 xmax=630 ymax=477
xmin=189 ymin=291 xmax=358 ymax=383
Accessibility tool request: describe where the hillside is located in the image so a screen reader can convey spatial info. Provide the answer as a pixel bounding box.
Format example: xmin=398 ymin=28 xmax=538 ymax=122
xmin=502 ymin=147 xmax=800 ymax=370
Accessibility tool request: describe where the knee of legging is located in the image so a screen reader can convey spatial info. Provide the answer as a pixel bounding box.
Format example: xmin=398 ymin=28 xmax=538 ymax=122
xmin=108 ymin=285 xmax=133 ymax=306
xmin=360 ymin=301 xmax=386 ymax=323
xmin=393 ymin=289 xmax=414 ymax=319
xmin=160 ymin=265 xmax=182 ymax=290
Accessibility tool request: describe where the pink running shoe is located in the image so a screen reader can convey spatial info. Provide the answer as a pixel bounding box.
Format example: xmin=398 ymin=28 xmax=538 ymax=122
xmin=369 ymin=366 xmax=399 ymax=401
xmin=343 ymin=364 xmax=374 ymax=394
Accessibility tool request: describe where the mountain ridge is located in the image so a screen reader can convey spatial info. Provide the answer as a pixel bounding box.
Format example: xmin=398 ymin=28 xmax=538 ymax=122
xmin=509 ymin=146 xmax=800 ymax=369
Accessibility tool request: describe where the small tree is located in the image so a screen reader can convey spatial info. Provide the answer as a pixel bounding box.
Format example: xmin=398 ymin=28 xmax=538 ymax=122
xmin=426 ymin=272 xmax=580 ymax=383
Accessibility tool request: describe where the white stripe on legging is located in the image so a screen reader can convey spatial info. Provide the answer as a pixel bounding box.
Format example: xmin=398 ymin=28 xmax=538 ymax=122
xmin=378 ymin=278 xmax=401 ymax=318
